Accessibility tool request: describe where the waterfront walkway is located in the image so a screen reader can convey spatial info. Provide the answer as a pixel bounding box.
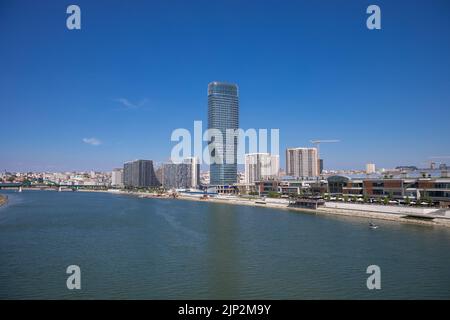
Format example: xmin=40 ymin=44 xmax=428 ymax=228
xmin=109 ymin=190 xmax=450 ymax=227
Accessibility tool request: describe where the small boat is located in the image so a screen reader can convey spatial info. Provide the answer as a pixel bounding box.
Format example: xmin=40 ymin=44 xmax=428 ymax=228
xmin=369 ymin=222 xmax=379 ymax=229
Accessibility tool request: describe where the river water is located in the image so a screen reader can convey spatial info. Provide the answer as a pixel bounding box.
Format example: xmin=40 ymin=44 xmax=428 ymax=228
xmin=0 ymin=190 xmax=449 ymax=299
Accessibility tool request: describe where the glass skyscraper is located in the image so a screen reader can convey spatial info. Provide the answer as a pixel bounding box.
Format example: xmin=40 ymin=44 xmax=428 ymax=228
xmin=207 ymin=81 xmax=239 ymax=186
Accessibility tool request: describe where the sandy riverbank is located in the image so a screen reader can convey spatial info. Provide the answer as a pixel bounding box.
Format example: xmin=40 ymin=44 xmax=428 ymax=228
xmin=111 ymin=190 xmax=450 ymax=228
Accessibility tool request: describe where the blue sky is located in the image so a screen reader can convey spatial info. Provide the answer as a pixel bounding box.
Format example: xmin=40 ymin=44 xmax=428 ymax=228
xmin=1 ymin=0 xmax=449 ymax=172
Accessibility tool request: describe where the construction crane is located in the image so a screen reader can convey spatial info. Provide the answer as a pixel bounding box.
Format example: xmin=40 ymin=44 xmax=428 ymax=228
xmin=310 ymin=139 xmax=340 ymax=156
xmin=423 ymin=160 xmax=436 ymax=170
xmin=429 ymin=156 xmax=450 ymax=161
xmin=310 ymin=140 xmax=340 ymax=174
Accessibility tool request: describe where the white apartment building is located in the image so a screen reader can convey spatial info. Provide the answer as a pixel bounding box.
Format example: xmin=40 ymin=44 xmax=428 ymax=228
xmin=366 ymin=163 xmax=376 ymax=174
xmin=183 ymin=157 xmax=201 ymax=188
xmin=285 ymin=148 xmax=318 ymax=177
xmin=244 ymin=153 xmax=279 ymax=184
xmin=111 ymin=168 xmax=123 ymax=187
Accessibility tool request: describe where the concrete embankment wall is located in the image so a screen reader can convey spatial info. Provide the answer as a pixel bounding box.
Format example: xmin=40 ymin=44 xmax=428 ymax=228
xmin=324 ymin=202 xmax=440 ymax=215
xmin=118 ymin=191 xmax=450 ymax=227
xmin=265 ymin=198 xmax=290 ymax=205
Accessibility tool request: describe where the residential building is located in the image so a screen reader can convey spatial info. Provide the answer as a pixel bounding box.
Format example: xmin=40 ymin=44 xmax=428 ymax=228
xmin=244 ymin=153 xmax=279 ymax=184
xmin=285 ymin=147 xmax=318 ymax=177
xmin=123 ymin=160 xmax=158 ymax=188
xmin=183 ymin=157 xmax=200 ymax=188
xmin=366 ymin=163 xmax=376 ymax=174
xmin=111 ymin=168 xmax=123 ymax=187
xmin=161 ymin=163 xmax=192 ymax=189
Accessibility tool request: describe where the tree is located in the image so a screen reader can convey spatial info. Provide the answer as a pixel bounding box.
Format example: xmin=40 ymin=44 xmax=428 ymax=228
xmin=388 ymin=191 xmax=394 ymax=200
xmin=267 ymin=191 xmax=280 ymax=198
xmin=422 ymin=194 xmax=433 ymax=206
xmin=363 ymin=194 xmax=369 ymax=203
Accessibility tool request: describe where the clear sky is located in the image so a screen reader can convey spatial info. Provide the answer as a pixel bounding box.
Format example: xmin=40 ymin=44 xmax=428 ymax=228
xmin=1 ymin=0 xmax=449 ymax=172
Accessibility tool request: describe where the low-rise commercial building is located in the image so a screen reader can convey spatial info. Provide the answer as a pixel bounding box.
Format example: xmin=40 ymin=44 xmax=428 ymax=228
xmin=253 ymin=178 xmax=327 ymax=197
xmin=255 ymin=180 xmax=279 ymax=196
xmin=327 ymin=174 xmax=450 ymax=206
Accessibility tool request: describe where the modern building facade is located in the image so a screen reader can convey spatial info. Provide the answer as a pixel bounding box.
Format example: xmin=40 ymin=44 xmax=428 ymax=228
xmin=207 ymin=81 xmax=239 ymax=186
xmin=183 ymin=157 xmax=201 ymax=188
xmin=244 ymin=153 xmax=279 ymax=184
xmin=161 ymin=163 xmax=192 ymax=189
xmin=327 ymin=174 xmax=450 ymax=206
xmin=254 ymin=178 xmax=327 ymax=197
xmin=123 ymin=160 xmax=158 ymax=188
xmin=285 ymin=148 xmax=319 ymax=177
xmin=111 ymin=168 xmax=123 ymax=187
xmin=154 ymin=165 xmax=163 ymax=186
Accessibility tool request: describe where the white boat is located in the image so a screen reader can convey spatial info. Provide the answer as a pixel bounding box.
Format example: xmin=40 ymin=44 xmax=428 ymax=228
xmin=369 ymin=222 xmax=379 ymax=229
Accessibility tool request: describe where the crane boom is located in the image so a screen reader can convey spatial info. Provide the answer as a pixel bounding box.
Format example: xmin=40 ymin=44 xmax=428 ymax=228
xmin=309 ymin=140 xmax=340 ymax=175
xmin=310 ymin=139 xmax=340 ymax=144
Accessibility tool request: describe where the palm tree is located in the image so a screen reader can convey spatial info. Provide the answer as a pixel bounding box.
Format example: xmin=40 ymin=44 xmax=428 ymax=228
xmin=363 ymin=194 xmax=369 ymax=203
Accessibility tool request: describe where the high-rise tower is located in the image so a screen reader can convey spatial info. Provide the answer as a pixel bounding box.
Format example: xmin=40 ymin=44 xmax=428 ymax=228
xmin=207 ymin=82 xmax=239 ymax=185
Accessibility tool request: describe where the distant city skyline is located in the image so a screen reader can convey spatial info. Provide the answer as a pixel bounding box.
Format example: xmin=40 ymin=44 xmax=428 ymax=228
xmin=1 ymin=0 xmax=450 ymax=172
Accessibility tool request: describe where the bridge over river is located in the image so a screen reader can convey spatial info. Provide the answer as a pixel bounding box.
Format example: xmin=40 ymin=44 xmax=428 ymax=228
xmin=0 ymin=182 xmax=107 ymax=192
